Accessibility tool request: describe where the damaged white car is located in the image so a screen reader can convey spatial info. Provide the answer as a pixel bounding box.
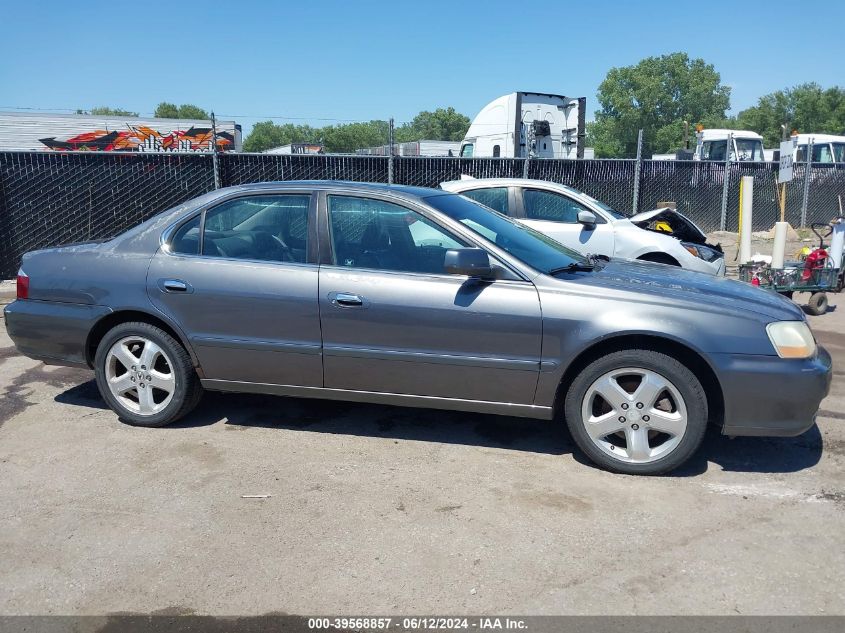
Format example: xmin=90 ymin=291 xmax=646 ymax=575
xmin=439 ymin=178 xmax=725 ymax=276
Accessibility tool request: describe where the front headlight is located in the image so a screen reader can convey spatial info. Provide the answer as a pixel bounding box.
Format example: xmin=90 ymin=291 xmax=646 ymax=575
xmin=682 ymin=242 xmax=723 ymax=263
xmin=766 ymin=321 xmax=817 ymax=359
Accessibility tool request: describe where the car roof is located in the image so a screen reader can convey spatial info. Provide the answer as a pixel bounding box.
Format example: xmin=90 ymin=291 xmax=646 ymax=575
xmin=440 ymin=177 xmax=584 ymax=195
xmin=698 ymin=129 xmax=764 ymax=141
xmin=215 ymin=180 xmax=446 ymax=201
xmin=792 ymin=133 xmax=845 ymax=144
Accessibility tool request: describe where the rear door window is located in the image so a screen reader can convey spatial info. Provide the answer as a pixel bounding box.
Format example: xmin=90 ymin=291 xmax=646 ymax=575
xmin=200 ymin=195 xmax=310 ymax=262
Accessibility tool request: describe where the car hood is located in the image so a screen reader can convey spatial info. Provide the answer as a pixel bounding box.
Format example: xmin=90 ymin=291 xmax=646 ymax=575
xmin=558 ymin=259 xmax=805 ymax=321
xmin=629 ymin=208 xmax=709 ymax=244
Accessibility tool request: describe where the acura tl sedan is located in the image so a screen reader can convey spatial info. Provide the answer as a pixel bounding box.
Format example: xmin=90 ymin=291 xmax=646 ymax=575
xmin=440 ymin=178 xmax=726 ymax=275
xmin=4 ymin=182 xmax=831 ymax=475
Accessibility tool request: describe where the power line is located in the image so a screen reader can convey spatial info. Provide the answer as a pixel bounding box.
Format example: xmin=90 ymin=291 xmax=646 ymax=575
xmin=0 ymin=105 xmax=405 ymax=124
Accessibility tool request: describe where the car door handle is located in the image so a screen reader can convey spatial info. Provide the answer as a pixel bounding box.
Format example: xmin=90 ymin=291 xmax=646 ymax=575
xmin=162 ymin=279 xmax=189 ymax=293
xmin=333 ymin=292 xmax=364 ymax=307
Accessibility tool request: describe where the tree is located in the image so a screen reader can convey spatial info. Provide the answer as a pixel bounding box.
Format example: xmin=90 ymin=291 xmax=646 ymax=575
xmin=322 ymin=120 xmax=390 ymax=153
xmin=736 ymin=83 xmax=845 ymax=146
xmin=154 ymin=102 xmax=211 ymax=119
xmin=395 ymin=107 xmax=470 ymax=143
xmin=242 ymin=121 xmax=318 ymax=152
xmin=78 ymin=106 xmax=139 ymax=116
xmin=242 ymin=107 xmax=470 ymax=154
xmin=590 ymin=52 xmax=731 ymax=157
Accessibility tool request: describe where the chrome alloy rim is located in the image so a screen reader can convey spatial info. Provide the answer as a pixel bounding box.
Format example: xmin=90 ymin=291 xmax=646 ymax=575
xmin=105 ymin=336 xmax=175 ymax=416
xmin=580 ymin=367 xmax=688 ymax=464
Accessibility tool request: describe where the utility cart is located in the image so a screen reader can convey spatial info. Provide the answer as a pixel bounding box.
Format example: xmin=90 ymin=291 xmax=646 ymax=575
xmin=738 ymin=220 xmax=845 ymax=316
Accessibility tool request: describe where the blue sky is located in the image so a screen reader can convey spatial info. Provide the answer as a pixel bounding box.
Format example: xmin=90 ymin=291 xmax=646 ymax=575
xmin=1 ymin=0 xmax=842 ymax=133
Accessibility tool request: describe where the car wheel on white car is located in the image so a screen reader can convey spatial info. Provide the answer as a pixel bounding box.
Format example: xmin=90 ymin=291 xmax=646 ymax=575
xmin=564 ymin=349 xmax=708 ymax=475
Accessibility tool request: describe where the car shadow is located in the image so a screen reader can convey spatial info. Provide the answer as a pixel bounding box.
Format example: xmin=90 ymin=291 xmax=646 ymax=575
xmin=55 ymin=380 xmax=823 ymax=475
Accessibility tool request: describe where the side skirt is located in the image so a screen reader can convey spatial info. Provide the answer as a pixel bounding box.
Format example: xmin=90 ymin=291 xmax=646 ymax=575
xmin=200 ymin=379 xmax=554 ymax=420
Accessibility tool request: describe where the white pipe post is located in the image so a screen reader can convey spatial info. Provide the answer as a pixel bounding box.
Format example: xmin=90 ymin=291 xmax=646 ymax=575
xmin=771 ymin=221 xmax=789 ymax=269
xmin=738 ymin=176 xmax=753 ymax=264
xmin=829 ymin=217 xmax=845 ymax=270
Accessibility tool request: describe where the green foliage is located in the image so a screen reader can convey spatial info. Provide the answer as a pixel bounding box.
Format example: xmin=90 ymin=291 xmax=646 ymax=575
xmin=590 ymin=52 xmax=731 ymax=157
xmin=154 ymin=102 xmax=179 ymax=118
xmin=322 ymin=120 xmax=390 ymax=153
xmin=243 ymin=107 xmax=470 ymax=153
xmin=395 ymin=107 xmax=470 ymax=143
xmin=736 ymin=83 xmax=845 ymax=146
xmin=80 ymin=106 xmax=139 ymax=116
xmin=242 ymin=121 xmax=318 ymax=152
xmin=154 ymin=102 xmax=211 ymax=120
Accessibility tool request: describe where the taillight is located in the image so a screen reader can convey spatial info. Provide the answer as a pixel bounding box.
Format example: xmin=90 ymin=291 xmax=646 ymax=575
xmin=16 ymin=270 xmax=29 ymax=300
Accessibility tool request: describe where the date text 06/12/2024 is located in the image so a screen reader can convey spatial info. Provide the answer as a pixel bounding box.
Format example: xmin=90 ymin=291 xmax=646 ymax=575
xmin=307 ymin=617 xmax=528 ymax=630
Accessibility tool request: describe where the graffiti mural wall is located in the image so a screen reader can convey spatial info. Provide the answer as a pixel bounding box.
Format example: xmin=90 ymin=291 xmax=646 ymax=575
xmin=0 ymin=113 xmax=243 ymax=152
xmin=39 ymin=125 xmax=236 ymax=152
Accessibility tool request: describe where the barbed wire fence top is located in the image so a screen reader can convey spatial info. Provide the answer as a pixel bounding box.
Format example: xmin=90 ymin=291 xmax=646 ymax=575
xmin=1 ymin=150 xmax=844 ymax=278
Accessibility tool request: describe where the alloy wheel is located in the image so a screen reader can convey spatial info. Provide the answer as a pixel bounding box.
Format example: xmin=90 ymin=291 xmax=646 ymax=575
xmin=580 ymin=367 xmax=688 ymax=464
xmin=105 ymin=336 xmax=176 ymax=416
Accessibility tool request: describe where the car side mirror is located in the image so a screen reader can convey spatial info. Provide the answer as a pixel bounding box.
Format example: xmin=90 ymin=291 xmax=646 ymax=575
xmin=578 ymin=210 xmax=597 ymax=229
xmin=444 ymin=248 xmax=494 ymax=279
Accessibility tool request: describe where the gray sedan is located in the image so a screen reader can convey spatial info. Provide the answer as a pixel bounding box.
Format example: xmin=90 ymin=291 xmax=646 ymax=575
xmin=4 ymin=182 xmax=832 ymax=474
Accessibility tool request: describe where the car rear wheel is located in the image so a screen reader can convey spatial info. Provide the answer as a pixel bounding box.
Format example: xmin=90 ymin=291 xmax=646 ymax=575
xmin=564 ymin=349 xmax=708 ymax=475
xmin=94 ymin=322 xmax=203 ymax=427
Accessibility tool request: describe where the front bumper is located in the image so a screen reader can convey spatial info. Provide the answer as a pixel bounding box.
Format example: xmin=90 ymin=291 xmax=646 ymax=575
xmin=3 ymin=299 xmax=111 ymax=368
xmin=679 ymin=251 xmax=726 ymax=276
xmin=714 ymin=345 xmax=832 ymax=437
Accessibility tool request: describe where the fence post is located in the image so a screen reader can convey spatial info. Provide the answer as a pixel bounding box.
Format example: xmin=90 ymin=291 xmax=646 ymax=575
xmin=210 ymin=111 xmax=221 ymax=189
xmin=631 ymin=129 xmax=643 ymax=213
xmin=800 ymin=138 xmax=813 ymax=227
xmin=522 ymin=156 xmax=530 ymax=179
xmin=719 ymin=133 xmax=732 ymax=231
xmin=388 ymin=117 xmax=394 ymax=184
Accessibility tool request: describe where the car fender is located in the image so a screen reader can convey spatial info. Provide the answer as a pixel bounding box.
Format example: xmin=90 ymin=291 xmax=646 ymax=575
xmin=531 ymin=279 xmax=775 ymax=407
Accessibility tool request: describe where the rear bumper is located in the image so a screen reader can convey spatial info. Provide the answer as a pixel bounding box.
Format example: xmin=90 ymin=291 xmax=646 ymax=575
xmin=714 ymin=346 xmax=832 ymax=437
xmin=3 ymin=299 xmax=111 ymax=368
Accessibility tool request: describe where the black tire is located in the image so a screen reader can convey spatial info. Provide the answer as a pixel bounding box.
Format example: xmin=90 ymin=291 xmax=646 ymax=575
xmin=563 ymin=349 xmax=708 ymax=475
xmin=94 ymin=322 xmax=203 ymax=427
xmin=637 ymin=253 xmax=681 ymax=267
xmin=806 ymin=292 xmax=828 ymax=316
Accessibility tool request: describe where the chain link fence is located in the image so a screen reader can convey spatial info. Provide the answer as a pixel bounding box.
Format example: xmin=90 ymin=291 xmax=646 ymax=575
xmin=0 ymin=151 xmax=215 ymax=278
xmin=2 ymin=150 xmax=844 ymax=278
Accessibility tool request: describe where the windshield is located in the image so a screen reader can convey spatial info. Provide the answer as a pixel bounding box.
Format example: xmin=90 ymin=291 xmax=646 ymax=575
xmin=734 ymin=138 xmax=765 ymax=161
xmin=831 ymin=143 xmax=845 ymax=163
xmin=425 ymin=193 xmax=589 ymax=273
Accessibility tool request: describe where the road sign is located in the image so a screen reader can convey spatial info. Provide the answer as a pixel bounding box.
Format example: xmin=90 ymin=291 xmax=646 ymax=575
xmin=778 ymin=139 xmax=794 ymax=183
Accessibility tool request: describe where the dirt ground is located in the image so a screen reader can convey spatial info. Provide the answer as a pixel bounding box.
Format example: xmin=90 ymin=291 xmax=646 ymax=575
xmin=0 ymin=287 xmax=843 ymax=616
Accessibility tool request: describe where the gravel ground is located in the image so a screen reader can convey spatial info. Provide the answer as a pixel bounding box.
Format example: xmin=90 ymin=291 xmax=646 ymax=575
xmin=0 ymin=291 xmax=843 ymax=616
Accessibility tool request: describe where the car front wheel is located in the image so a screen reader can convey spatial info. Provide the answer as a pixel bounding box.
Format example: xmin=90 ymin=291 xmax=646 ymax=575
xmin=94 ymin=322 xmax=203 ymax=427
xmin=564 ymin=349 xmax=708 ymax=475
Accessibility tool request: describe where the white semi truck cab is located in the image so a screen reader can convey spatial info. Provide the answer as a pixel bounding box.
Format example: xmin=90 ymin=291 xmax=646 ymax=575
xmin=792 ymin=134 xmax=845 ymax=163
xmin=694 ymin=128 xmax=766 ymax=162
xmin=459 ymin=92 xmax=586 ymax=159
